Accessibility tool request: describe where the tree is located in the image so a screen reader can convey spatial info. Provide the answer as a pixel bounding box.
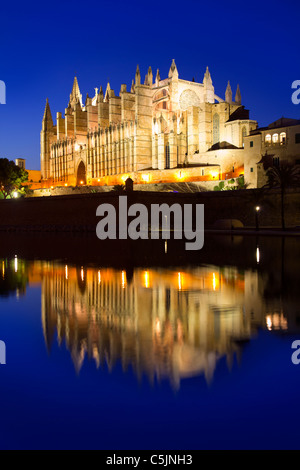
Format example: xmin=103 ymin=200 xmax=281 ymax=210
xmin=0 ymin=158 xmax=28 ymax=199
xmin=265 ymin=164 xmax=300 ymax=230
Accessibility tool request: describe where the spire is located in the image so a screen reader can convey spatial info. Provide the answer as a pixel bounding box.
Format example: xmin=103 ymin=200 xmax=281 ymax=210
xmin=225 ymin=81 xmax=233 ymax=104
xmin=131 ymin=79 xmax=135 ymax=93
xmin=97 ymin=85 xmax=104 ymax=103
xmin=42 ymin=98 xmax=53 ymax=127
xmin=168 ymin=59 xmax=178 ymax=79
xmin=69 ymin=76 xmax=82 ymax=107
xmin=104 ymin=82 xmax=111 ymax=101
xmin=203 ymin=66 xmax=213 ymax=87
xmin=235 ymin=84 xmax=242 ymax=105
xmin=135 ymin=65 xmax=141 ymax=86
xmin=147 ymin=66 xmax=153 ymax=87
xmin=155 ymin=69 xmax=160 ymax=86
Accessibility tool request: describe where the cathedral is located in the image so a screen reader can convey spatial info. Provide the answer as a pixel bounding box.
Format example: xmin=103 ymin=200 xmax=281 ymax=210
xmin=41 ymin=60 xmax=257 ymax=187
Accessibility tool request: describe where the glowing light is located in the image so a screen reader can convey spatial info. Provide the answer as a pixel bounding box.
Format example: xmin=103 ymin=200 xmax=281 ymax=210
xmin=210 ymin=171 xmax=219 ymax=179
xmin=121 ymin=270 xmax=127 ymax=289
xmin=121 ymin=174 xmax=129 ymax=182
xmin=97 ymin=179 xmax=100 ymax=182
xmin=144 ymin=271 xmax=150 ymax=288
xmin=80 ymin=181 xmax=84 ymax=185
xmin=165 ymin=240 xmax=168 ymax=253
xmin=141 ymin=174 xmax=150 ymax=183
xmin=255 ymin=206 xmax=260 ymax=212
xmin=256 ymin=247 xmax=260 ymax=264
xmin=98 ymin=270 xmax=101 ymax=284
xmin=51 ymin=186 xmax=54 ymax=189
xmin=81 ymin=267 xmax=84 ymax=282
xmin=65 ymin=265 xmax=68 ymax=280
xmin=176 ymin=171 xmax=184 ymax=180
xmin=266 ymin=315 xmax=272 ymax=331
xmin=14 ymin=255 xmax=18 ymax=273
xmin=13 ymin=192 xmax=18 ymax=198
xmin=65 ymin=183 xmax=68 ymax=187
xmin=75 ymin=143 xmax=80 ymax=151
xmin=2 ymin=261 xmax=5 ymax=278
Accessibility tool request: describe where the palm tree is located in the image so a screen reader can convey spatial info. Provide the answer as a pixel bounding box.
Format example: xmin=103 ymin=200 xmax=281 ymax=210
xmin=265 ymin=164 xmax=300 ymax=230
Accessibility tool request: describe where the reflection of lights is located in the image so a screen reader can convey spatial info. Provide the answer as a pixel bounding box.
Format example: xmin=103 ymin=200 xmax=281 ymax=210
xmin=14 ymin=255 xmax=18 ymax=273
xmin=144 ymin=271 xmax=150 ymax=288
xmin=212 ymin=272 xmax=216 ymax=291
xmin=2 ymin=261 xmax=5 ymax=278
xmin=256 ymin=247 xmax=260 ymax=264
xmin=165 ymin=240 xmax=168 ymax=253
xmin=266 ymin=313 xmax=288 ymax=331
xmin=121 ymin=270 xmax=127 ymax=289
xmin=98 ymin=270 xmax=101 ymax=284
xmin=266 ymin=316 xmax=272 ymax=330
xmin=65 ymin=265 xmax=68 ymax=280
xmin=81 ymin=267 xmax=84 ymax=282
xmin=155 ymin=318 xmax=161 ymax=334
xmin=178 ymin=272 xmax=182 ymax=290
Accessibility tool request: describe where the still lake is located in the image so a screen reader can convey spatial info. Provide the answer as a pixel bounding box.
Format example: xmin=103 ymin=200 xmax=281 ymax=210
xmin=0 ymin=233 xmax=299 ymax=449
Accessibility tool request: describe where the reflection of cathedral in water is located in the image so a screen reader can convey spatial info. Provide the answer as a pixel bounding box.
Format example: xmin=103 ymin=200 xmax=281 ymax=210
xmin=38 ymin=262 xmax=272 ymax=388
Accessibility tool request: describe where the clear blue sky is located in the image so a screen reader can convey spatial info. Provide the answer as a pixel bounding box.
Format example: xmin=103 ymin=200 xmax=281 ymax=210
xmin=0 ymin=0 xmax=299 ymax=170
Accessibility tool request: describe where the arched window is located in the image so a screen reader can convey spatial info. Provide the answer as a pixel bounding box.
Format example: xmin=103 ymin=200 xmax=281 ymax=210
xmin=272 ymin=133 xmax=279 ymax=144
xmin=242 ymin=126 xmax=247 ymax=147
xmin=280 ymin=132 xmax=286 ymax=145
xmin=165 ymin=144 xmax=170 ymax=169
xmin=213 ymin=114 xmax=220 ymax=145
xmin=265 ymin=134 xmax=271 ymax=146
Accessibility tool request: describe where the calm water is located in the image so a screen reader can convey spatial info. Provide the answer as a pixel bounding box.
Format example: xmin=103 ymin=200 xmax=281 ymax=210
xmin=0 ymin=234 xmax=300 ymax=449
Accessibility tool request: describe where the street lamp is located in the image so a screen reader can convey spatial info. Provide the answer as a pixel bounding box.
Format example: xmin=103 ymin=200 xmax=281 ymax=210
xmin=255 ymin=206 xmax=260 ymax=231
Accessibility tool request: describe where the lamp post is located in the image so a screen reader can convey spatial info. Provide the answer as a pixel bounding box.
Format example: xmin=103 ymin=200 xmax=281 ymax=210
xmin=255 ymin=206 xmax=260 ymax=231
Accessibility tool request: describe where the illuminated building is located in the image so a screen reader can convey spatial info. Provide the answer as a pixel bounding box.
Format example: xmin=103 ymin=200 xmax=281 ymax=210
xmin=41 ymin=60 xmax=257 ymax=188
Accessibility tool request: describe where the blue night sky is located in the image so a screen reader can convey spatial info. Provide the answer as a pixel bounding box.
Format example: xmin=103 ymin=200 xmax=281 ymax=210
xmin=0 ymin=0 xmax=299 ymax=170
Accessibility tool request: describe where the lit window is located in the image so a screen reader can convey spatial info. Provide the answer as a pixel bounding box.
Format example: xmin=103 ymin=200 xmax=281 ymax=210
xmin=272 ymin=133 xmax=279 ymax=143
xmin=280 ymin=132 xmax=286 ymax=145
xmin=265 ymin=134 xmax=271 ymax=145
xmin=242 ymin=127 xmax=247 ymax=147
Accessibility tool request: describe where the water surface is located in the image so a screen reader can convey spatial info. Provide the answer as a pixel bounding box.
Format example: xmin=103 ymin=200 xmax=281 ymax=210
xmin=0 ymin=234 xmax=299 ymax=449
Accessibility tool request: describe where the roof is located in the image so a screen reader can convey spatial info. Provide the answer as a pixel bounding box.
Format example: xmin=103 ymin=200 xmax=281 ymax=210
xmin=253 ymin=117 xmax=300 ymax=133
xmin=208 ymin=141 xmax=239 ymax=151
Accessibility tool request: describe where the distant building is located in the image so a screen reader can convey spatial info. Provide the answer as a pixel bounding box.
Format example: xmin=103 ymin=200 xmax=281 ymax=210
xmin=15 ymin=158 xmax=41 ymax=187
xmin=244 ymin=118 xmax=300 ymax=187
xmin=41 ymin=60 xmax=257 ymax=188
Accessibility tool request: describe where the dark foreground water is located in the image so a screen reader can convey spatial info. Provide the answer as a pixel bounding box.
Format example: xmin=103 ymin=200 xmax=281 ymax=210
xmin=0 ymin=233 xmax=299 ymax=450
